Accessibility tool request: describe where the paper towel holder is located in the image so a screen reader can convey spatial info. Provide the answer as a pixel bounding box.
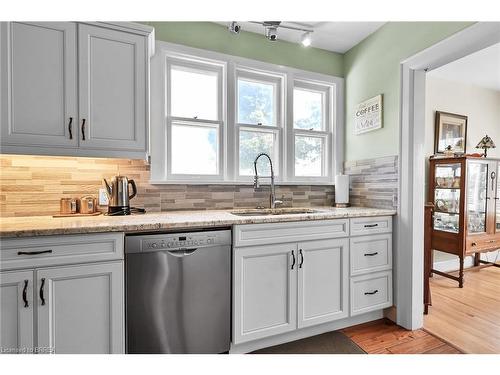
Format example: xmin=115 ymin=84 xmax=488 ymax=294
xmin=334 ymin=174 xmax=351 ymax=208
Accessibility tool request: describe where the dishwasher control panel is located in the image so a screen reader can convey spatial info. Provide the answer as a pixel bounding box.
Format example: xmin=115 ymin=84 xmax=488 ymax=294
xmin=125 ymin=230 xmax=232 ymax=253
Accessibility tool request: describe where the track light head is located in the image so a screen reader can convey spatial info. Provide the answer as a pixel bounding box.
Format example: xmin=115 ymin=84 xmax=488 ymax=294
xmin=300 ymin=32 xmax=312 ymax=47
xmin=265 ymin=26 xmax=278 ymax=41
xmin=228 ymin=21 xmax=241 ymax=34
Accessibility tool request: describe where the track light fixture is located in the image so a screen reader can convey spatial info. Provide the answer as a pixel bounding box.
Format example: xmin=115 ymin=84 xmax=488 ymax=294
xmin=300 ymin=32 xmax=312 ymax=47
xmin=228 ymin=21 xmax=241 ymax=34
xmin=227 ymin=21 xmax=314 ymax=46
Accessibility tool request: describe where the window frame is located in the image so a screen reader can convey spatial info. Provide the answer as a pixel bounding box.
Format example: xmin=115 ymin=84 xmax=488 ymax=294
xmin=165 ymin=56 xmax=225 ymax=181
xmin=234 ymin=67 xmax=284 ymax=181
xmin=290 ymin=80 xmax=333 ymax=182
xmin=150 ymin=41 xmax=344 ymax=185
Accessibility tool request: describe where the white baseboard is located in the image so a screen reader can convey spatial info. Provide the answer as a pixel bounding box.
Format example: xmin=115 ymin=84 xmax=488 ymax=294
xmin=433 ymin=250 xmax=499 ymax=273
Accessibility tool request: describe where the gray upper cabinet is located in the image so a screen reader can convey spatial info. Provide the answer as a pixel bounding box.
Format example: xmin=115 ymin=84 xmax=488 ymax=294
xmin=0 ymin=22 xmax=78 ymax=149
xmin=0 ymin=22 xmax=154 ymax=159
xmin=78 ymin=24 xmax=147 ymax=152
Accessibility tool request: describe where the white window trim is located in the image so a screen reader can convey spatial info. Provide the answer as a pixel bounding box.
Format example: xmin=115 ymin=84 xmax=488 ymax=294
xmin=149 ymin=40 xmax=344 ymax=185
xmin=291 ymin=80 xmax=333 ymax=182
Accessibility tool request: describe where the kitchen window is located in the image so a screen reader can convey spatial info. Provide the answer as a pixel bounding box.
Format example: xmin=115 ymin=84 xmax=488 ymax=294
xmin=165 ymin=58 xmax=224 ymax=180
xmin=236 ymin=69 xmax=283 ymax=177
xmin=151 ymin=42 xmax=343 ymax=184
xmin=292 ymin=81 xmax=331 ymax=180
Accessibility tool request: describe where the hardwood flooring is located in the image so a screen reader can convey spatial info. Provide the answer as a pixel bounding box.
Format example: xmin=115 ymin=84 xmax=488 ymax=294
xmin=342 ymin=319 xmax=461 ymax=354
xmin=424 ymin=266 xmax=500 ymax=354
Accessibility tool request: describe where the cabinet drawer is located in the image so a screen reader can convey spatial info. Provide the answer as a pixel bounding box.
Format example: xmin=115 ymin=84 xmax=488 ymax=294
xmin=0 ymin=233 xmax=124 ymax=271
xmin=350 ymin=234 xmax=392 ymax=276
xmin=350 ymin=271 xmax=392 ymax=316
xmin=466 ymin=236 xmax=500 ymax=254
xmin=233 ymin=219 xmax=349 ymax=247
xmin=350 ymin=216 xmax=392 ymax=236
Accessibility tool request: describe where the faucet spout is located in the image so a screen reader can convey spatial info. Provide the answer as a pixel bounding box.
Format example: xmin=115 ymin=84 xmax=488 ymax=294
xmin=253 ymin=153 xmax=282 ymax=209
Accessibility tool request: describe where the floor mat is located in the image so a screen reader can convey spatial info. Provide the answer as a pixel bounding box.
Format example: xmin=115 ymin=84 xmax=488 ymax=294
xmin=251 ymin=331 xmax=366 ymax=354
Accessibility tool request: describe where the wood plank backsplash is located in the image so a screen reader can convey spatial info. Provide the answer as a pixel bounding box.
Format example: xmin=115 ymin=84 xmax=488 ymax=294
xmin=0 ymin=155 xmax=335 ymax=217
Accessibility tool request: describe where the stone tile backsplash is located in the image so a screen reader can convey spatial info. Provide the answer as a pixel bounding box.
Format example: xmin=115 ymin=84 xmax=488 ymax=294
xmin=344 ymin=155 xmax=398 ymax=210
xmin=0 ymin=154 xmax=398 ymax=217
xmin=0 ymin=155 xmax=334 ymax=217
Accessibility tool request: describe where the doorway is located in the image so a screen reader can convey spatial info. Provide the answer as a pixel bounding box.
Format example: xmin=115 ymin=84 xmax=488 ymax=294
xmin=396 ymin=22 xmax=500 ymax=331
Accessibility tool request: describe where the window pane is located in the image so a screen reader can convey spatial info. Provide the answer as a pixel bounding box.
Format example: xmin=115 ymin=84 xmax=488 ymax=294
xmin=171 ymin=67 xmax=218 ymax=120
xmin=295 ymin=136 xmax=323 ymax=177
xmin=239 ymin=130 xmax=275 ymax=176
xmin=238 ymin=79 xmax=276 ymax=126
xmin=171 ymin=124 xmax=218 ymax=175
xmin=294 ymin=88 xmax=323 ymax=131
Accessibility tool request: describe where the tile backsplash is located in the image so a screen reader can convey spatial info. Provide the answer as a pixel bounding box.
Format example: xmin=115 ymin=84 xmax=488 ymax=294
xmin=0 ymin=154 xmax=398 ymax=217
xmin=0 ymin=155 xmax=335 ymax=217
xmin=344 ymin=155 xmax=398 ymax=210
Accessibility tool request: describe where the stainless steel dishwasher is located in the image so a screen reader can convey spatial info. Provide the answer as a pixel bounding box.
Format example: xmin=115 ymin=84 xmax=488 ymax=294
xmin=125 ymin=229 xmax=231 ymax=354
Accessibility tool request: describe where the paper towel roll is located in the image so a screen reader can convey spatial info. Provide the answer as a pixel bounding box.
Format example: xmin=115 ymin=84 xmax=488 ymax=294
xmin=334 ymin=174 xmax=350 ymax=207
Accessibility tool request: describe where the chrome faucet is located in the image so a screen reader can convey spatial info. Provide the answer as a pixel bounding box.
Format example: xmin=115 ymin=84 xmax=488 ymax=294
xmin=253 ymin=153 xmax=283 ymax=209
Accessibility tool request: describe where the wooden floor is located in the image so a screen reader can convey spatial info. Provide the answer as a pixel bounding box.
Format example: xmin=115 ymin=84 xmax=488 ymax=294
xmin=342 ymin=319 xmax=461 ymax=354
xmin=424 ymin=266 xmax=500 ymax=354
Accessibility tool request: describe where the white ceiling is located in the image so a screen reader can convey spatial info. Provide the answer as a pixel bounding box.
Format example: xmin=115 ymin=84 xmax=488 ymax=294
xmin=429 ymin=43 xmax=500 ymax=92
xmin=217 ymin=22 xmax=385 ymax=53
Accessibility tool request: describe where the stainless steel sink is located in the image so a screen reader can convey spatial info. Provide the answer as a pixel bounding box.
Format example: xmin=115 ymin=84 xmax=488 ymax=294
xmin=230 ymin=208 xmax=320 ymax=216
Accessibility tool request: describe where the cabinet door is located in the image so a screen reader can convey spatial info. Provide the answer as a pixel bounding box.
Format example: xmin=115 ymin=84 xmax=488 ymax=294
xmin=297 ymin=238 xmax=349 ymax=328
xmin=233 ymin=244 xmax=297 ymax=344
xmin=78 ymin=24 xmax=146 ymax=152
xmin=36 ymin=262 xmax=124 ymax=354
xmin=0 ymin=22 xmax=78 ymax=148
xmin=0 ymin=270 xmax=34 ymax=353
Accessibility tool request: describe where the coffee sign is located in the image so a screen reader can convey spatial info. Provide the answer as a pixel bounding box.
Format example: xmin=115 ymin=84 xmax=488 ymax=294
xmin=354 ymin=94 xmax=383 ymax=135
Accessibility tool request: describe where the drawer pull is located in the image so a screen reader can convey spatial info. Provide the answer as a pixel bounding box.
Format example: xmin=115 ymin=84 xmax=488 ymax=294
xmin=471 ymin=242 xmax=477 ymax=247
xmin=291 ymin=250 xmax=296 ymax=270
xmin=22 ymin=279 xmax=29 ymax=308
xmin=299 ymin=249 xmax=304 ymax=269
xmin=17 ymin=250 xmax=52 ymax=256
xmin=40 ymin=278 xmax=46 ymax=306
xmin=364 ymin=252 xmax=379 ymax=257
xmin=364 ymin=223 xmax=379 ymax=228
xmin=364 ymin=289 xmax=379 ymax=295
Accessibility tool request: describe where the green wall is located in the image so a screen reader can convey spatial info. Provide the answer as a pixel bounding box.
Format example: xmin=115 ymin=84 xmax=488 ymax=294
xmin=142 ymin=22 xmax=344 ymax=77
xmin=343 ymin=22 xmax=474 ymax=161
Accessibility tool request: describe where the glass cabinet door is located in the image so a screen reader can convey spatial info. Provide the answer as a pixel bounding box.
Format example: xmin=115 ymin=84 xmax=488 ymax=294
xmin=466 ymin=161 xmax=488 ymax=234
xmin=433 ymin=163 xmax=461 ymax=233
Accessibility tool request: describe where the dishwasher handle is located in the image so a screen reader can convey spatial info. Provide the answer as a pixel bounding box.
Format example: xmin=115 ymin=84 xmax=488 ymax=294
xmin=167 ymin=248 xmax=198 ymax=257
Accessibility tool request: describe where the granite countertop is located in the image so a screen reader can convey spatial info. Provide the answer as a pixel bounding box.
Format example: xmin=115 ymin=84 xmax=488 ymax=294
xmin=0 ymin=207 xmax=396 ymax=238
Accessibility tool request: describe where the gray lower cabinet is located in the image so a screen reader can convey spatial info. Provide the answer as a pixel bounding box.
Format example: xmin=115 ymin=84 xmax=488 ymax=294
xmin=0 ymin=233 xmax=125 ymax=354
xmin=232 ymin=217 xmax=393 ymax=350
xmin=233 ymin=231 xmax=349 ymax=345
xmin=0 ymin=270 xmax=34 ymax=353
xmin=37 ymin=262 xmax=124 ymax=354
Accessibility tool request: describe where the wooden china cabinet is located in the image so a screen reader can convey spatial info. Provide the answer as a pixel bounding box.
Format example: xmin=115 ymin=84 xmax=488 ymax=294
xmin=428 ymin=156 xmax=500 ymax=287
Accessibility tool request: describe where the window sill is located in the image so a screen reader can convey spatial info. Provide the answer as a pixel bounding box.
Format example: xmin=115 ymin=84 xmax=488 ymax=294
xmin=149 ymin=180 xmax=335 ymax=186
